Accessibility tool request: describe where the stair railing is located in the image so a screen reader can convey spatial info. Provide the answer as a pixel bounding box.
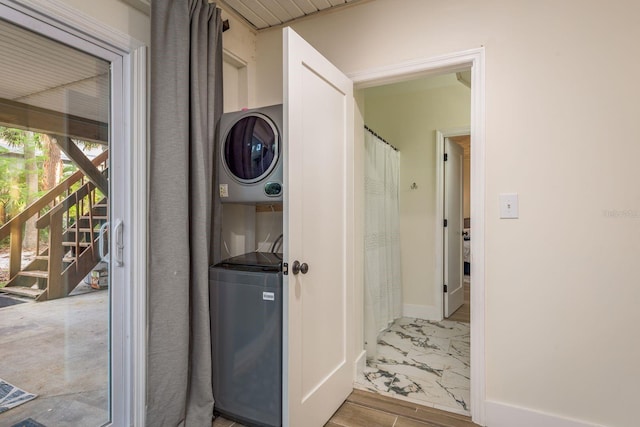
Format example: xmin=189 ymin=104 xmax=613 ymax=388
xmin=37 ymin=180 xmax=103 ymax=298
xmin=0 ymin=150 xmax=108 ymax=286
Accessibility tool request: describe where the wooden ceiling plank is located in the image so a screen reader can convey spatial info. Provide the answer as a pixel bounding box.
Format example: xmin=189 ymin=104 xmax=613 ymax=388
xmin=258 ymin=0 xmax=296 ymax=23
xmin=275 ymin=0 xmax=306 ymax=20
xmin=291 ymin=0 xmax=318 ymax=15
xmin=309 ymin=0 xmax=332 ymax=10
xmin=249 ymin=0 xmax=285 ymax=27
xmin=226 ymin=0 xmax=272 ymax=29
xmin=0 ymin=98 xmax=108 ymax=144
xmin=221 ymin=0 xmax=366 ymax=30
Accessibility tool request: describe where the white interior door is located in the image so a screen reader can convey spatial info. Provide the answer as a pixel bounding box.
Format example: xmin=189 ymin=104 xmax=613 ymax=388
xmin=444 ymin=138 xmax=464 ymax=317
xmin=283 ymin=27 xmax=354 ymax=426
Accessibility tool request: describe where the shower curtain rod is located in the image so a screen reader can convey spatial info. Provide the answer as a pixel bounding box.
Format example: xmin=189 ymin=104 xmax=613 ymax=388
xmin=364 ymin=125 xmax=399 ymax=151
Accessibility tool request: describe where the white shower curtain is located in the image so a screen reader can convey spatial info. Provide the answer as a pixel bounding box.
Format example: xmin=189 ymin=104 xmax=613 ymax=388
xmin=364 ymin=129 xmax=402 ymax=359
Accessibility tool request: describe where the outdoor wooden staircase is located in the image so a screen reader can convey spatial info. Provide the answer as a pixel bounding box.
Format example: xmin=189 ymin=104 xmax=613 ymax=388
xmin=0 ymin=150 xmax=108 ymax=302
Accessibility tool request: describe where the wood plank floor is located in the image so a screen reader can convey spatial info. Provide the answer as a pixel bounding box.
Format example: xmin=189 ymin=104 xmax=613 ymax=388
xmin=326 ymin=390 xmax=479 ymax=427
xmin=212 ymin=389 xmax=479 ymax=427
xmin=446 ymin=282 xmax=470 ymax=323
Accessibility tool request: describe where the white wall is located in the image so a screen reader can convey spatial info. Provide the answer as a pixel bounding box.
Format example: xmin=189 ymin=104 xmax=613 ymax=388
xmin=254 ymin=1 xmax=640 ymax=426
xmin=58 ymin=0 xmax=150 ymax=45
xmin=256 ymin=209 xmax=284 ymax=253
xmin=218 ymin=5 xmax=281 ymax=258
xmin=363 ymin=74 xmax=470 ymax=317
xmin=220 ymin=204 xmax=283 ymax=257
xmin=220 ymin=204 xmax=256 ymax=257
xmin=220 ymin=6 xmax=259 ymax=109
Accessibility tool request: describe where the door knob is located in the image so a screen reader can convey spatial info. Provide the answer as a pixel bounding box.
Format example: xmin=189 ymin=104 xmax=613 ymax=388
xmin=292 ymin=260 xmax=309 ymax=275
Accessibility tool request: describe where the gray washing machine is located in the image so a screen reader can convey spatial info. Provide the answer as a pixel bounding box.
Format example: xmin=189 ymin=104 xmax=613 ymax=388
xmin=209 ymin=252 xmax=283 ymax=427
xmin=218 ymin=104 xmax=283 ymax=203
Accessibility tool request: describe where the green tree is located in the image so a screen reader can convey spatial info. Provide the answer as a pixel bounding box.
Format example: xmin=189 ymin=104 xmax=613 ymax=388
xmin=42 ymin=134 xmax=63 ymax=196
xmin=0 ymin=127 xmax=42 ymax=249
xmin=0 ymin=148 xmax=26 ymax=226
xmin=0 ymin=128 xmax=95 ymax=233
xmin=22 ymin=131 xmax=39 ymax=249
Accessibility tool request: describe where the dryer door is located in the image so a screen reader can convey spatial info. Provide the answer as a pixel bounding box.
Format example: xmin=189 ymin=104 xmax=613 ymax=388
xmin=223 ymin=114 xmax=279 ymax=183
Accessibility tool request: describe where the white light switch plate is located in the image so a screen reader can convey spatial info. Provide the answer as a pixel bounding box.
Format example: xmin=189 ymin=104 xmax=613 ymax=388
xmin=499 ymin=193 xmax=519 ymax=219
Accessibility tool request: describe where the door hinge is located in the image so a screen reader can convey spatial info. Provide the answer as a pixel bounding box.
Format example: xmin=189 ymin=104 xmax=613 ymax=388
xmin=444 ymin=219 xmax=448 ymax=227
xmin=444 ymin=153 xmax=448 ymax=161
xmin=282 ymin=262 xmax=288 ymax=275
xmin=444 ymin=284 xmax=448 ymax=292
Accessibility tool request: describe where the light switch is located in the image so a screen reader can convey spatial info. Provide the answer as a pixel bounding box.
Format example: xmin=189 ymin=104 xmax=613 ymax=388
xmin=499 ymin=193 xmax=519 ymax=219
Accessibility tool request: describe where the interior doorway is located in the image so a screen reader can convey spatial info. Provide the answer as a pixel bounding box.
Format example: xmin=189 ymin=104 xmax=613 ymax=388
xmin=440 ymin=131 xmax=471 ymax=323
xmin=351 ymin=43 xmax=486 ymax=425
xmin=356 ymin=72 xmax=472 ymax=416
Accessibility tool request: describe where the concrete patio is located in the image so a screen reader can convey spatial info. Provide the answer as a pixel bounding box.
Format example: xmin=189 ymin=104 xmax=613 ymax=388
xmin=0 ymin=289 xmax=108 ymax=426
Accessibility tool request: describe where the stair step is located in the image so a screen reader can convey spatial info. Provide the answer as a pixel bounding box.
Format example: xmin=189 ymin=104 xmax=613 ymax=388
xmin=35 ymin=255 xmax=49 ymax=261
xmin=17 ymin=270 xmax=48 ymax=279
xmin=61 ymin=242 xmax=92 ymax=247
xmin=66 ymin=227 xmax=97 ymax=233
xmin=63 ymin=256 xmax=76 ymax=263
xmin=82 ymin=215 xmax=107 ymax=221
xmin=1 ymin=287 xmax=44 ymax=299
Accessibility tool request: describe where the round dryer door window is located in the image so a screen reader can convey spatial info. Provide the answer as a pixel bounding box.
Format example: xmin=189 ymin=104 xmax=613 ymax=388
xmin=223 ymin=114 xmax=279 ymax=183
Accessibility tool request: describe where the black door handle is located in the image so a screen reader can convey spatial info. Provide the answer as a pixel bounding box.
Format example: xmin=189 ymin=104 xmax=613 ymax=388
xmin=292 ymin=260 xmax=309 ymax=275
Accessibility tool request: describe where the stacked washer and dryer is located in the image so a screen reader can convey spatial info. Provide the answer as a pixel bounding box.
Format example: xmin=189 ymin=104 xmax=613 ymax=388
xmin=209 ymin=105 xmax=284 ymax=427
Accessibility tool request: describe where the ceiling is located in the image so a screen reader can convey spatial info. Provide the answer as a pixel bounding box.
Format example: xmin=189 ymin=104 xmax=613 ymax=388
xmin=0 ymin=18 xmax=110 ymax=126
xmin=0 ymin=0 xmax=367 ymax=133
xmin=137 ymin=0 xmax=367 ymax=30
xmin=450 ymin=135 xmax=471 ymax=159
xmin=218 ymin=0 xmax=364 ymax=31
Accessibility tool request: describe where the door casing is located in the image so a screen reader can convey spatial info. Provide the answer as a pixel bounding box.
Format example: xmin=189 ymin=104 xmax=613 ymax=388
xmin=350 ymin=48 xmax=486 ymax=426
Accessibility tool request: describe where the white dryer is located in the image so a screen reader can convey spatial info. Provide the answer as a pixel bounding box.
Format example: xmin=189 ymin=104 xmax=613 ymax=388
xmin=218 ymin=104 xmax=283 ymax=203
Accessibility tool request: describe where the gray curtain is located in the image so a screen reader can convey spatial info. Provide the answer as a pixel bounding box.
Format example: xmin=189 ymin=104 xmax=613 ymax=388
xmin=148 ymin=1 xmax=223 ymax=425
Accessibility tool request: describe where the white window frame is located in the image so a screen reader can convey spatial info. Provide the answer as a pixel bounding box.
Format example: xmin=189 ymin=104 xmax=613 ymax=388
xmin=0 ymin=1 xmax=147 ymax=425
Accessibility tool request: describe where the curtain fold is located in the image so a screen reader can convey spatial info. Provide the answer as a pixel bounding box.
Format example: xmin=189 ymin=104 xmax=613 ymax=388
xmin=363 ymin=129 xmax=402 ymax=359
xmin=148 ymin=1 xmax=223 ymax=425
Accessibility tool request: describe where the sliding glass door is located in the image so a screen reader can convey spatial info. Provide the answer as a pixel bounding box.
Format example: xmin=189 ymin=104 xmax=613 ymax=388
xmin=0 ymin=10 xmax=122 ymax=427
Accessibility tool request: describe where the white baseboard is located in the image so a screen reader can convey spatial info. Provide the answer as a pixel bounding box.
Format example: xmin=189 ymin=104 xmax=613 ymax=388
xmin=486 ymin=401 xmax=605 ymax=427
xmin=403 ymin=304 xmax=442 ymax=321
xmin=354 ymin=350 xmax=366 ymax=381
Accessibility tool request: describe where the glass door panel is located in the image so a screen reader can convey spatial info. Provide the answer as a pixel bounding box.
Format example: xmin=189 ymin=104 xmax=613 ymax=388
xmin=0 ymin=17 xmax=112 ymax=426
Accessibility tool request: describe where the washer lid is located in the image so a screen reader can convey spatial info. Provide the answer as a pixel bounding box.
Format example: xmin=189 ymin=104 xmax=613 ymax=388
xmin=223 ymin=114 xmax=279 ymax=183
xmin=217 ymin=252 xmax=283 ymax=270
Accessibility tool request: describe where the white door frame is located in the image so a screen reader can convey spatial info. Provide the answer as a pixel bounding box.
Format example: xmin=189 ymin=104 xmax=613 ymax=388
xmin=0 ymin=1 xmax=148 ymax=425
xmin=349 ymin=48 xmax=486 ymax=425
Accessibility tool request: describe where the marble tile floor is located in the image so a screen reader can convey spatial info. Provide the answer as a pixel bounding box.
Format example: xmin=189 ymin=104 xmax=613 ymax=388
xmin=212 ymin=317 xmax=471 ymax=426
xmin=355 ymin=317 xmax=471 ymax=416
